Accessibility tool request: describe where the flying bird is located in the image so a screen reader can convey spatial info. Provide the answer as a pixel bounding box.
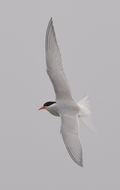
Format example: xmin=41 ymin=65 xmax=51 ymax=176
xmin=39 ymin=18 xmax=91 ymax=166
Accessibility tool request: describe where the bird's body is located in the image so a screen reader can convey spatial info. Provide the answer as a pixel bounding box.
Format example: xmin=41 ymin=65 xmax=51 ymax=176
xmin=39 ymin=18 xmax=91 ymax=166
xmin=46 ymin=100 xmax=89 ymax=118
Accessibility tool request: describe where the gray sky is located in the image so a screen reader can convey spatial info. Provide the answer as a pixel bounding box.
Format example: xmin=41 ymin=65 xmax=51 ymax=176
xmin=0 ymin=0 xmax=120 ymax=189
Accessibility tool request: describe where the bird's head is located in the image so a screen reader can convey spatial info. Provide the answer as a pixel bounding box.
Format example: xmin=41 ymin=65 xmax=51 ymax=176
xmin=38 ymin=101 xmax=56 ymax=110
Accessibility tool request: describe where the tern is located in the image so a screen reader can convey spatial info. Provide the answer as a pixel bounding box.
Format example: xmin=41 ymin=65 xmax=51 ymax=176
xmin=39 ymin=18 xmax=91 ymax=166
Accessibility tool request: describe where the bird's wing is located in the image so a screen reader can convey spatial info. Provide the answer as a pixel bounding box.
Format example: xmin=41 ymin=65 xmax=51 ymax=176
xmin=45 ymin=18 xmax=73 ymax=101
xmin=61 ymin=114 xmax=83 ymax=166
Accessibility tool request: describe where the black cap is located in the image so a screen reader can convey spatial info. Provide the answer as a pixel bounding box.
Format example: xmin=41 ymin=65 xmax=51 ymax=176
xmin=43 ymin=101 xmax=56 ymax=107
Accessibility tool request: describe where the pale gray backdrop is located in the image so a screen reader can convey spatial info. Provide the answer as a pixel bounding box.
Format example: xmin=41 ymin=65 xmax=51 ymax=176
xmin=0 ymin=0 xmax=120 ymax=189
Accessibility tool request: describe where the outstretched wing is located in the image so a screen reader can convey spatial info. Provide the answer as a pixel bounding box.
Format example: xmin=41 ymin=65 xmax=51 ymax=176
xmin=45 ymin=18 xmax=73 ymax=101
xmin=61 ymin=115 xmax=83 ymax=166
xmin=46 ymin=19 xmax=83 ymax=166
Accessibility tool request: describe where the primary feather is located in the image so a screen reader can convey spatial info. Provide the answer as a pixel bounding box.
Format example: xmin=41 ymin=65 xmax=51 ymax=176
xmin=45 ymin=18 xmax=73 ymax=101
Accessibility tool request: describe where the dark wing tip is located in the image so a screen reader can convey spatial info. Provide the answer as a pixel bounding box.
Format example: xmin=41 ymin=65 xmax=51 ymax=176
xmin=47 ymin=17 xmax=53 ymax=30
xmin=45 ymin=17 xmax=59 ymax=54
xmin=50 ymin=17 xmax=53 ymax=22
xmin=78 ymin=160 xmax=84 ymax=167
xmin=45 ymin=18 xmax=54 ymax=50
xmin=73 ymin=156 xmax=83 ymax=167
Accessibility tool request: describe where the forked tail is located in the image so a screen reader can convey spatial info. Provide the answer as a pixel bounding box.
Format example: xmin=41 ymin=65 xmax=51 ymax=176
xmin=78 ymin=96 xmax=93 ymax=131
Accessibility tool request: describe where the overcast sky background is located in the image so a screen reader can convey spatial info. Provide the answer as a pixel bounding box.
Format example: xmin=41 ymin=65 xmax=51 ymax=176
xmin=0 ymin=0 xmax=120 ymax=189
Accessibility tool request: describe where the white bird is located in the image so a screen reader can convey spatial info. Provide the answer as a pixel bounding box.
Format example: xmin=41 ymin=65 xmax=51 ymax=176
xmin=39 ymin=18 xmax=91 ymax=166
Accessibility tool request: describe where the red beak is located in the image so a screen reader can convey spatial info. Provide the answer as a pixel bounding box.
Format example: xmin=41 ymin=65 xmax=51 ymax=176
xmin=38 ymin=106 xmax=46 ymax=110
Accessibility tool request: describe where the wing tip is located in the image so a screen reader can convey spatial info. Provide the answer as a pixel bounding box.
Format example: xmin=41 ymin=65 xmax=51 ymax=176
xmin=46 ymin=18 xmax=53 ymax=35
xmin=45 ymin=17 xmax=55 ymax=50
xmin=49 ymin=17 xmax=53 ymax=24
xmin=48 ymin=17 xmax=53 ymax=29
xmin=73 ymin=156 xmax=83 ymax=167
xmin=77 ymin=160 xmax=84 ymax=167
xmin=50 ymin=17 xmax=53 ymax=22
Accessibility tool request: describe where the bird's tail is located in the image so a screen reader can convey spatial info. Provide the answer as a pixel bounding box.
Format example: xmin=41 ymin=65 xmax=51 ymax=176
xmin=78 ymin=96 xmax=93 ymax=131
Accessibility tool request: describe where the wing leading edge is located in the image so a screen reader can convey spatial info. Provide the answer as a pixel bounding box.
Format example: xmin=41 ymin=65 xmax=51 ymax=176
xmin=45 ymin=18 xmax=73 ymax=101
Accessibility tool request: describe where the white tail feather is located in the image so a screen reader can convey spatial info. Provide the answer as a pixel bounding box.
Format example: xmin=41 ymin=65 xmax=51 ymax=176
xmin=78 ymin=96 xmax=93 ymax=131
